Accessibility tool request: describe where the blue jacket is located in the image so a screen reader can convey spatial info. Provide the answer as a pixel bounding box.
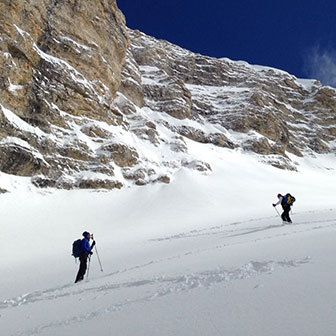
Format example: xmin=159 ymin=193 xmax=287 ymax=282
xmin=81 ymin=237 xmax=93 ymax=255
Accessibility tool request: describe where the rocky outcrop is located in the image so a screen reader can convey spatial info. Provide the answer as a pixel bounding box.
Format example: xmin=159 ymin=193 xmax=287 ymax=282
xmin=100 ymin=143 xmax=139 ymax=168
xmin=0 ymin=142 xmax=49 ymax=176
xmin=0 ymin=187 xmax=8 ymax=194
xmin=0 ymin=2 xmax=335 ymax=191
xmin=0 ymin=0 xmax=128 ymax=189
xmin=128 ymin=30 xmax=335 ymax=170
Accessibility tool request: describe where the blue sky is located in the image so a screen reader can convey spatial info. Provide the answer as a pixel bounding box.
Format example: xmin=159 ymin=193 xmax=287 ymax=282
xmin=117 ymin=0 xmax=336 ymax=87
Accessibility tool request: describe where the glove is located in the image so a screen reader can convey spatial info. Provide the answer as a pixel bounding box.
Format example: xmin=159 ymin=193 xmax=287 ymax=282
xmin=272 ymin=204 xmax=276 ymax=207
xmin=89 ymin=251 xmax=93 ymax=255
xmin=92 ymin=240 xmax=96 ymax=247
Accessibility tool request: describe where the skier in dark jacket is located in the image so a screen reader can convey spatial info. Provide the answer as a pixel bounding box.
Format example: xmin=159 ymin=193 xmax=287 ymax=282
xmin=273 ymin=193 xmax=292 ymax=223
xmin=75 ymin=231 xmax=96 ymax=283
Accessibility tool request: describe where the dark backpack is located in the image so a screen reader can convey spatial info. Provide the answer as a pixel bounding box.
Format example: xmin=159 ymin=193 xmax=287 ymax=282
xmin=72 ymin=239 xmax=83 ymax=258
xmin=282 ymin=193 xmax=295 ymax=206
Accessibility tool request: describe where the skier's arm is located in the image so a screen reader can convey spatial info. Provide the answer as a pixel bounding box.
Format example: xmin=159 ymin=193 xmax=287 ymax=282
xmin=273 ymin=197 xmax=282 ymax=207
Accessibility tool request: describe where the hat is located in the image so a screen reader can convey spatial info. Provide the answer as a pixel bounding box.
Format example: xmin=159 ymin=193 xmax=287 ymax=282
xmin=82 ymin=231 xmax=90 ymax=238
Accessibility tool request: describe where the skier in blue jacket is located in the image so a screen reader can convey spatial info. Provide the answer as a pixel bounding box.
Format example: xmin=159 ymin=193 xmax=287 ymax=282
xmin=75 ymin=231 xmax=96 ymax=283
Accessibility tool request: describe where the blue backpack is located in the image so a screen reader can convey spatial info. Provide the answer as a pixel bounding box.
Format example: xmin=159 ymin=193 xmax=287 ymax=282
xmin=72 ymin=239 xmax=83 ymax=258
xmin=282 ymin=193 xmax=295 ymax=206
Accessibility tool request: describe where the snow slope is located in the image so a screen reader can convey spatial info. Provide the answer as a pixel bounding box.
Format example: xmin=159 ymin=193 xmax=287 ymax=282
xmin=1 ymin=143 xmax=336 ymax=335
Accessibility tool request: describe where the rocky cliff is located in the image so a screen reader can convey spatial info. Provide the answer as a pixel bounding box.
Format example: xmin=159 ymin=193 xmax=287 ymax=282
xmin=0 ymin=0 xmax=335 ymax=191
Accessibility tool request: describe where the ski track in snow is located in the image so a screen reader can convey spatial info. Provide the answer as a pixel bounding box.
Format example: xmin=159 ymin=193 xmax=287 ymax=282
xmin=5 ymin=259 xmax=310 ymax=336
xmin=0 ymin=257 xmax=311 ymax=311
xmin=2 ymin=210 xmax=335 ymax=335
xmin=149 ymin=210 xmax=336 ymax=243
xmin=3 ymin=212 xmax=332 ymax=309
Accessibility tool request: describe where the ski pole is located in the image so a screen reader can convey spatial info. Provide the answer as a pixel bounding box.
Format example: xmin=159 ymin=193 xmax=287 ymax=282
xmin=274 ymin=205 xmax=281 ymax=218
xmin=95 ymin=245 xmax=103 ymax=272
xmin=86 ymin=254 xmax=91 ymax=280
xmin=92 ymin=234 xmax=103 ymax=272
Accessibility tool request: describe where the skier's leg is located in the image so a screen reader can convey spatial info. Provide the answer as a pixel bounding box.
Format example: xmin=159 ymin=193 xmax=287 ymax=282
xmin=75 ymin=254 xmax=87 ymax=282
xmin=283 ymin=205 xmax=291 ymax=223
xmin=75 ymin=266 xmax=82 ymax=283
xmin=286 ymin=206 xmax=292 ymax=223
xmin=81 ymin=254 xmax=88 ymax=278
xmin=281 ymin=211 xmax=286 ymax=222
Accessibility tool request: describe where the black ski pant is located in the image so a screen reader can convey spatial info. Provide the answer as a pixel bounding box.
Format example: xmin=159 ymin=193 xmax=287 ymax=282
xmin=281 ymin=204 xmax=292 ymax=223
xmin=75 ymin=253 xmax=88 ymax=283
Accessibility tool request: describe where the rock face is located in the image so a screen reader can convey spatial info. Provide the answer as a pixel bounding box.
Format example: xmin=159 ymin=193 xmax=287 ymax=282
xmin=0 ymin=1 xmax=335 ymax=190
xmin=0 ymin=0 xmax=129 ymax=188
xmin=129 ymin=30 xmax=336 ymax=167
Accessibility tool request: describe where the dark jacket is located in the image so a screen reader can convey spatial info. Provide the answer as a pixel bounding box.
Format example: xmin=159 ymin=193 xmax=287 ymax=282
xmin=81 ymin=237 xmax=93 ymax=255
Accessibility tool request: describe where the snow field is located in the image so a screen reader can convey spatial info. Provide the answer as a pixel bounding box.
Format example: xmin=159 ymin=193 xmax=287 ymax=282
xmin=0 ymin=145 xmax=336 ymax=335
